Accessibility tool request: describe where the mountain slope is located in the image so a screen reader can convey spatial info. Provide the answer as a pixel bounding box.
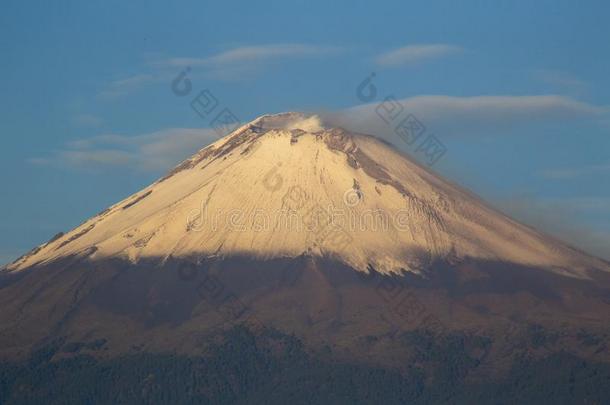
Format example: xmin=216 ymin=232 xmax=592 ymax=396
xmin=6 ymin=112 xmax=608 ymax=279
xmin=2 ymin=113 xmax=610 ymax=403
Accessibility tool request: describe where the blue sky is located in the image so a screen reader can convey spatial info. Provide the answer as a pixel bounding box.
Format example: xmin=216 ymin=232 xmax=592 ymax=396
xmin=1 ymin=0 xmax=609 ymax=264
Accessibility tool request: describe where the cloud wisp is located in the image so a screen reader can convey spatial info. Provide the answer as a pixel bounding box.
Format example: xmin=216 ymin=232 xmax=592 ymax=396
xmin=98 ymin=73 xmax=158 ymax=100
xmin=29 ymin=128 xmax=218 ymax=172
xmin=532 ymin=69 xmax=589 ymax=95
xmin=161 ymin=44 xmax=342 ymax=68
xmin=39 ymin=93 xmax=609 ymax=173
xmin=154 ymin=44 xmax=342 ymax=80
xmin=324 ymin=94 xmax=609 ymax=140
xmin=538 ymin=163 xmax=610 ymax=180
xmin=375 ymin=44 xmax=463 ymax=67
xmin=96 ymin=44 xmax=342 ymax=96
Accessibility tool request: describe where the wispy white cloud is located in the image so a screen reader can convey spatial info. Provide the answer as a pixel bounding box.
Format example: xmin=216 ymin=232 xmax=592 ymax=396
xmin=395 ymin=94 xmax=605 ymax=125
xmin=375 ymin=44 xmax=463 ymax=67
xmin=98 ymin=73 xmax=157 ymax=99
xmin=59 ymin=150 xmax=133 ymax=167
xmin=159 ymin=44 xmax=342 ymax=68
xmin=532 ymin=69 xmax=588 ymax=95
xmin=97 ymin=44 xmax=340 ymax=94
xmin=28 ymin=128 xmax=218 ymax=171
xmin=538 ymin=163 xmax=610 ymax=180
xmin=154 ymin=44 xmax=343 ymax=80
xmin=324 ymin=94 xmax=609 ymax=138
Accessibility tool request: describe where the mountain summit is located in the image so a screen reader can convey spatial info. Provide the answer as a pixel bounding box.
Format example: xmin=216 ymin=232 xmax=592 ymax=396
xmin=7 ymin=112 xmax=608 ymax=278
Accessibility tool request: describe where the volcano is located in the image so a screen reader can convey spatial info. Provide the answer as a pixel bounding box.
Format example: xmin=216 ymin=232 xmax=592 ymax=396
xmin=2 ymin=112 xmax=610 ymax=403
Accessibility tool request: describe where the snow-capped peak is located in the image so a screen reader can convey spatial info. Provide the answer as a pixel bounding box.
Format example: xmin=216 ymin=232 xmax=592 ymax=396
xmin=6 ymin=113 xmax=610 ymax=279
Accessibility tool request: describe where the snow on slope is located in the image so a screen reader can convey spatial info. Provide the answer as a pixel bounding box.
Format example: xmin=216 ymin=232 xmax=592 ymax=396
xmin=7 ymin=112 xmax=609 ymax=278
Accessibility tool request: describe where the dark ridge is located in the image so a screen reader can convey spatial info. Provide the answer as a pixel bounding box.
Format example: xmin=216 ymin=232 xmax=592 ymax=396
xmin=121 ymin=190 xmax=153 ymax=210
xmin=290 ymin=128 xmax=305 ymax=145
xmin=11 ymin=232 xmax=66 ymax=264
xmin=157 ymin=144 xmax=217 ymax=183
xmin=9 ymin=231 xmax=66 ymax=265
xmin=47 ymin=232 xmax=65 ymax=244
xmin=95 ymin=207 xmax=112 ymax=218
xmin=321 ymin=129 xmax=446 ymax=231
xmin=211 ymin=126 xmax=261 ymax=160
xmin=9 ymin=245 xmax=42 ymax=265
xmin=133 ymin=233 xmax=154 ymax=248
xmin=159 ymin=125 xmax=267 ymax=184
xmin=240 ymin=139 xmax=261 ymax=156
xmin=249 ymin=125 xmax=265 ymax=133
xmin=322 ymin=129 xmax=412 ymax=198
xmin=56 ymin=224 xmax=95 ymax=250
